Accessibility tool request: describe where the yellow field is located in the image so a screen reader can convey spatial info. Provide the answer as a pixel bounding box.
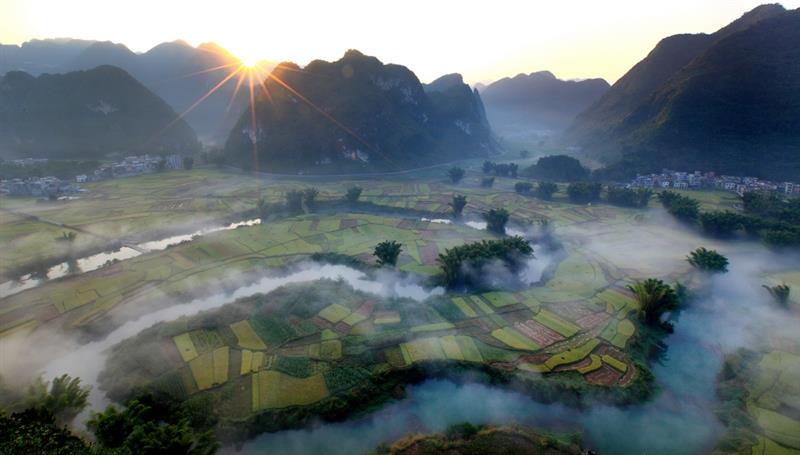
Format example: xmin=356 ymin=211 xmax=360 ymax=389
xmin=230 ymin=320 xmax=267 ymax=350
xmin=401 ymin=337 xmax=446 ymax=362
xmin=491 ymin=327 xmax=540 ymax=351
xmin=252 ymin=370 xmax=329 ymax=410
xmin=173 ymin=333 xmax=199 ymax=362
xmin=318 ymin=303 xmax=351 ymax=323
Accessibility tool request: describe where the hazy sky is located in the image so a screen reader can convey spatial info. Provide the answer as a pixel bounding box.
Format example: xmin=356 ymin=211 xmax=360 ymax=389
xmin=2 ymin=0 xmax=799 ymax=84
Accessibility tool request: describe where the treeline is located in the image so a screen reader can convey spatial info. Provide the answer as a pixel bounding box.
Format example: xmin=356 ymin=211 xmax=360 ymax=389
xmin=0 ymin=374 xmax=219 ymax=454
xmin=0 ymin=160 xmax=100 ymax=180
xmin=482 ymin=161 xmax=519 ymax=178
xmin=658 ymin=190 xmax=800 ymax=248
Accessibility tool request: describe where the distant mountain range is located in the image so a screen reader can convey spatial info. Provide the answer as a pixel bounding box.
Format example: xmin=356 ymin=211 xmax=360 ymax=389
xmin=0 ymin=39 xmax=251 ymax=144
xmin=0 ymin=66 xmax=199 ymax=159
xmin=566 ymin=4 xmax=800 ymax=180
xmin=224 ymin=50 xmax=495 ymax=173
xmin=479 ymin=71 xmax=609 ymax=143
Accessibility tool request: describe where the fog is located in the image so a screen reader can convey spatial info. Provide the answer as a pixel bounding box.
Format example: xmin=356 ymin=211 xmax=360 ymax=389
xmin=233 ymin=214 xmax=800 ymax=455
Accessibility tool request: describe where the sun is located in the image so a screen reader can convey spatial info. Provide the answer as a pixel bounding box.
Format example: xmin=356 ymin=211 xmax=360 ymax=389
xmin=237 ymin=51 xmax=263 ymax=68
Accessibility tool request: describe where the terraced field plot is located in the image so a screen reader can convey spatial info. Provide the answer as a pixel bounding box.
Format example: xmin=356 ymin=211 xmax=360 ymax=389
xmin=101 ymin=241 xmax=646 ymax=427
xmin=0 ymin=212 xmax=494 ymax=335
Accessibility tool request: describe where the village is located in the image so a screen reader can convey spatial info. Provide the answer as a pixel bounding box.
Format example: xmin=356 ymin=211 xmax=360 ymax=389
xmin=0 ymin=154 xmax=184 ymax=197
xmin=628 ymin=169 xmax=800 ymax=196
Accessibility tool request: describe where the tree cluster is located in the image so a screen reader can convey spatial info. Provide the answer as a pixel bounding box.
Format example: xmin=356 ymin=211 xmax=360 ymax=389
xmin=566 ymin=182 xmax=602 ymax=204
xmin=523 ymin=155 xmax=589 ymax=182
xmin=482 ymin=161 xmax=518 ymax=178
xmin=437 ymin=237 xmax=533 ymax=288
xmin=606 ymin=186 xmax=652 ymax=208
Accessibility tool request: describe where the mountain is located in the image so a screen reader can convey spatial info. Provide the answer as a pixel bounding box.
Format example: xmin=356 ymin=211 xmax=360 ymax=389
xmin=566 ymin=4 xmax=799 ymax=179
xmin=0 ymin=39 xmax=249 ymax=144
xmin=0 ymin=66 xmax=199 ymax=159
xmin=224 ymin=50 xmax=495 ymax=173
xmin=478 ymin=71 xmax=609 ymax=147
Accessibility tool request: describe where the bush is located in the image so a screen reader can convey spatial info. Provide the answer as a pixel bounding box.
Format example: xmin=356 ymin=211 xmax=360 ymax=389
xmin=448 ymin=167 xmax=465 ymax=184
xmin=566 ymin=182 xmax=602 ymax=203
xmin=514 ymin=182 xmax=533 ymax=195
xmin=606 ymin=186 xmax=652 ymax=208
xmin=534 ymin=182 xmax=558 ymax=200
xmin=480 ymin=177 xmax=495 ymax=188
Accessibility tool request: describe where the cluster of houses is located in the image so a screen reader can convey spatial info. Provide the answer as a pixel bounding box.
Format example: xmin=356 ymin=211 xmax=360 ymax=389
xmin=77 ymin=154 xmax=182 ymax=182
xmin=0 ymin=176 xmax=82 ymax=197
xmin=1 ymin=154 xmax=184 ymax=197
xmin=628 ymin=169 xmax=800 ymax=196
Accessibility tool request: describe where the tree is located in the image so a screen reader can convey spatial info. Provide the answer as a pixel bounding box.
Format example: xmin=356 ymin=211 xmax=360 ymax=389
xmin=182 ymin=156 xmax=194 ymax=170
xmin=0 ymin=408 xmax=92 ymax=454
xmin=56 ymin=231 xmax=77 ymax=243
xmin=157 ymin=158 xmax=167 ymax=172
xmin=606 ymin=187 xmax=652 ymax=208
xmin=627 ymin=278 xmax=679 ymax=326
xmin=514 ymin=182 xmax=533 ymax=195
xmin=687 ymin=247 xmax=729 ymax=273
xmin=88 ymin=394 xmax=219 ymax=455
xmin=25 ymin=374 xmax=89 ymax=426
xmin=482 ymin=208 xmax=510 ymax=234
xmin=448 ymin=167 xmax=465 ymax=184
xmin=482 ymin=161 xmax=495 ymax=174
xmin=699 ymin=211 xmax=745 ymax=238
xmin=437 ymin=237 xmax=533 ymax=288
xmin=450 ymin=194 xmax=467 ymax=218
xmin=534 ymin=182 xmax=558 ymax=200
xmin=524 ymin=155 xmax=589 ymax=182
xmin=763 ymin=283 xmax=791 ymax=307
xmin=374 ymin=241 xmax=402 ymax=267
xmin=658 ymin=191 xmax=700 ymax=223
xmin=345 ymin=186 xmax=362 ymax=203
xmin=480 ymin=177 xmax=494 ymax=188
xmin=303 ymin=187 xmax=319 ymax=211
xmin=285 ymin=190 xmax=303 ymax=213
xmin=256 ymin=197 xmax=269 ymax=219
xmin=566 ymin=182 xmax=602 ymax=203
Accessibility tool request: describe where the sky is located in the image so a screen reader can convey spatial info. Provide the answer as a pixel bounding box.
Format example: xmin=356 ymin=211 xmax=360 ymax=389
xmin=1 ymin=0 xmax=799 ymax=84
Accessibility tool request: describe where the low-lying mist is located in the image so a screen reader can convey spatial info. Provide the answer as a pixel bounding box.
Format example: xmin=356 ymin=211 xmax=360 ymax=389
xmin=233 ymin=211 xmax=800 ymax=455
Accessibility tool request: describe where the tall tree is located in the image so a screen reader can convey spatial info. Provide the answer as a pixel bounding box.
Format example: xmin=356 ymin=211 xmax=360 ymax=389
xmin=374 ymin=241 xmax=402 ymax=267
xmin=687 ymin=247 xmax=729 ymax=273
xmin=482 ymin=208 xmax=510 ymax=234
xmin=627 ymin=278 xmax=679 ymax=326
xmin=450 ymin=194 xmax=467 ymax=218
xmin=448 ymin=167 xmax=465 ymax=184
xmin=345 ymin=186 xmax=363 ymax=203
